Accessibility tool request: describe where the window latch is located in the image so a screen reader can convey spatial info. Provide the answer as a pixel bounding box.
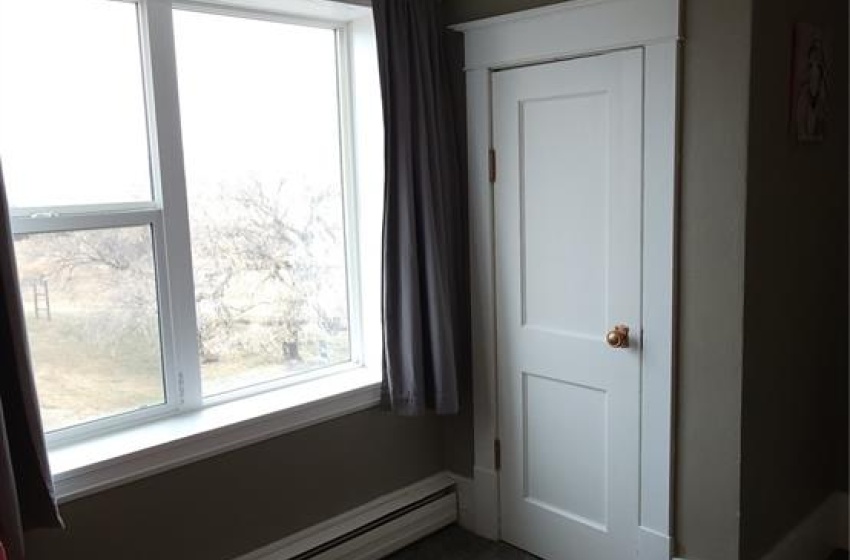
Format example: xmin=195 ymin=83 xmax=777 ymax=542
xmin=28 ymin=211 xmax=60 ymax=219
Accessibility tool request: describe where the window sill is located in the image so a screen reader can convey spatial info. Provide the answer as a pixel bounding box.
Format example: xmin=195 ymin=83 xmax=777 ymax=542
xmin=49 ymin=367 xmax=381 ymax=503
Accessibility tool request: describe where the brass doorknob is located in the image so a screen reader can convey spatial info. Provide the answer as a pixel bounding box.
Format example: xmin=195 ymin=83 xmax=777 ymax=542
xmin=606 ymin=325 xmax=630 ymax=348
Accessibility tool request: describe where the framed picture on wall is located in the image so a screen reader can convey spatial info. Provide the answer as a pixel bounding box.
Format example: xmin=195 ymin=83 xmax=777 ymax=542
xmin=791 ymin=22 xmax=830 ymax=143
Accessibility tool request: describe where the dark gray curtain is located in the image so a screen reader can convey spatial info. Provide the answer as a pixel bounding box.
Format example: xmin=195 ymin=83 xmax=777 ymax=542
xmin=0 ymin=163 xmax=62 ymax=560
xmin=374 ymin=0 xmax=471 ymax=415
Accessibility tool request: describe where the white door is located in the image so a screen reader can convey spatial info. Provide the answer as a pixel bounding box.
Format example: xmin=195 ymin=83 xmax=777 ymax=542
xmin=493 ymin=49 xmax=644 ymax=560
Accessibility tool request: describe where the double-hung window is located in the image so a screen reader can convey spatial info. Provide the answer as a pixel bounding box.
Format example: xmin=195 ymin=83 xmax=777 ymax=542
xmin=0 ymin=0 xmax=381 ymax=496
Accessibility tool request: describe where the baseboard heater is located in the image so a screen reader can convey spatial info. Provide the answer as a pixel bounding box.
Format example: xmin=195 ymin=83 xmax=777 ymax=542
xmin=237 ymin=473 xmax=459 ymax=560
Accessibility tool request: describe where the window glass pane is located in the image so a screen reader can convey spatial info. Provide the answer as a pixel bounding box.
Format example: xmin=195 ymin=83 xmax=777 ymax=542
xmin=0 ymin=0 xmax=152 ymax=208
xmin=13 ymin=227 xmax=165 ymax=432
xmin=173 ymin=10 xmax=351 ymax=397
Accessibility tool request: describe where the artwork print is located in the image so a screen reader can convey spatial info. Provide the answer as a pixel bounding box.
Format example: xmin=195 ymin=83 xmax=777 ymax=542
xmin=791 ymin=23 xmax=830 ymax=143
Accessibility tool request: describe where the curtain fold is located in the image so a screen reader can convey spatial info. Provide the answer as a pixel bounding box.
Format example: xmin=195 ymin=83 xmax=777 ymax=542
xmin=0 ymin=163 xmax=63 ymax=560
xmin=373 ymin=0 xmax=470 ymax=415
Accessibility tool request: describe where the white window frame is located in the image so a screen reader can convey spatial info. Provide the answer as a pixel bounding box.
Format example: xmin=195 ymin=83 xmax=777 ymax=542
xmin=6 ymin=0 xmax=382 ymax=499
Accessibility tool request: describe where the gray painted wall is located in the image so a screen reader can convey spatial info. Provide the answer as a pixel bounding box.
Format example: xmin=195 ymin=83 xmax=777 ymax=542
xmin=25 ymin=410 xmax=445 ymax=560
xmin=740 ymin=0 xmax=849 ymax=558
xmin=674 ymin=0 xmax=753 ymax=558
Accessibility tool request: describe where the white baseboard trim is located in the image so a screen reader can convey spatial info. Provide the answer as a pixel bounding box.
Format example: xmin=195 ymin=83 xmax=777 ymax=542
xmin=760 ymin=491 xmax=848 ymax=560
xmin=314 ymin=495 xmax=457 ymax=560
xmin=447 ymin=472 xmax=475 ymax=532
xmin=471 ymin=465 xmax=499 ymax=540
xmin=235 ymin=472 xmax=457 ymax=560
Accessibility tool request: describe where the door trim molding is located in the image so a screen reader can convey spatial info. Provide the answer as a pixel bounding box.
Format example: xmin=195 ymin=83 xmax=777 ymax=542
xmin=455 ymin=2 xmax=681 ymax=558
xmin=452 ymin=0 xmax=681 ymax=71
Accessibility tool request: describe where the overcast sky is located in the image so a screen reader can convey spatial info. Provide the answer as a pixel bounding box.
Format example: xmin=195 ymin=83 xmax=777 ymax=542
xmin=0 ymin=0 xmax=341 ymax=209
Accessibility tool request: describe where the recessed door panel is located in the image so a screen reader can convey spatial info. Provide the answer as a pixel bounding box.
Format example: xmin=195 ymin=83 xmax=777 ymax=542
xmin=521 ymin=93 xmax=609 ymax=336
xmin=523 ymin=372 xmax=608 ymax=529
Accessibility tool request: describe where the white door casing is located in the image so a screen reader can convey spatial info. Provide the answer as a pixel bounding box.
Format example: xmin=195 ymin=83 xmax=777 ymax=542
xmin=493 ymin=49 xmax=643 ymax=560
xmin=454 ymin=1 xmax=680 ymax=558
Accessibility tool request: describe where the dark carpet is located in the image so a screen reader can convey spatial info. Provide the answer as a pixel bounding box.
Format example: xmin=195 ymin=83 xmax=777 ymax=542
xmin=385 ymin=526 xmax=849 ymax=560
xmin=384 ymin=525 xmax=539 ymax=559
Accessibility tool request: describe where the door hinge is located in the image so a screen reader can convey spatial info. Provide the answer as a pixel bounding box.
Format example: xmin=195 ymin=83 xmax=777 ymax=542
xmin=494 ymin=438 xmax=501 ymax=471
xmin=488 ymin=148 xmax=497 ymax=183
